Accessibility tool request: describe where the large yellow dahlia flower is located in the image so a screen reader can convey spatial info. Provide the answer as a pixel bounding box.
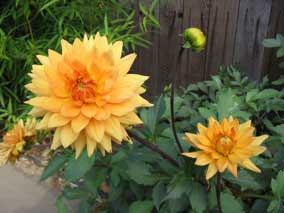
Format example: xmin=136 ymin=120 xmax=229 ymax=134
xmin=25 ymin=33 xmax=152 ymax=158
xmin=0 ymin=118 xmax=37 ymax=166
xmin=182 ymin=117 xmax=268 ymax=180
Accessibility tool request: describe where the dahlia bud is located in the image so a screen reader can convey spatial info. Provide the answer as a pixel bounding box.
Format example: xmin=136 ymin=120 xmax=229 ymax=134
xmin=182 ymin=27 xmax=206 ymax=52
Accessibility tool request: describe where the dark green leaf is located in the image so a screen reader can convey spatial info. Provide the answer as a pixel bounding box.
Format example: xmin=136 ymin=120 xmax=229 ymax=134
xmin=64 ymin=149 xmax=96 ymax=182
xmin=63 ymin=186 xmax=87 ymax=200
xmin=152 ymin=182 xmax=167 ymax=210
xmin=262 ymin=39 xmax=281 ymax=48
xmin=40 ymin=153 xmax=69 ymax=181
xmin=78 ymin=200 xmax=91 ymax=213
xmin=189 ymin=182 xmax=207 ymax=213
xmin=271 ymin=170 xmax=284 ymax=198
xmin=56 ymin=196 xmax=68 ymax=213
xmin=129 ymin=200 xmax=154 ymax=213
xmin=221 ymin=192 xmax=244 ymax=213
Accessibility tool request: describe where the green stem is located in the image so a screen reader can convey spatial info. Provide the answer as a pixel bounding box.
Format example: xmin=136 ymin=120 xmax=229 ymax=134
xmin=216 ymin=173 xmax=222 ymax=213
xmin=170 ymin=47 xmax=184 ymax=153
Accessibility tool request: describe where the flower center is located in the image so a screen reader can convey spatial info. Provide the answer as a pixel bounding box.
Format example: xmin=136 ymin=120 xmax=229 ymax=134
xmin=216 ymin=136 xmax=233 ymax=156
xmin=69 ymin=70 xmax=97 ymax=103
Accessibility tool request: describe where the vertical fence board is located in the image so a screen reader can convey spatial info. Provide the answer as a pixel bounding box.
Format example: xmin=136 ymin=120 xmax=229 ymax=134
xmin=135 ymin=0 xmax=284 ymax=96
xmin=233 ymin=0 xmax=272 ymax=80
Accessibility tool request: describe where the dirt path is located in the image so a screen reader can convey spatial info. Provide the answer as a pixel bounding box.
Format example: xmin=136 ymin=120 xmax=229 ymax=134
xmin=0 ymin=165 xmax=58 ymax=213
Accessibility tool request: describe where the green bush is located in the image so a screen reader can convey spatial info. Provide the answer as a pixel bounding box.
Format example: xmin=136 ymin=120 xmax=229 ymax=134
xmin=42 ymin=67 xmax=284 ymax=212
xmin=0 ymin=0 xmax=159 ymax=128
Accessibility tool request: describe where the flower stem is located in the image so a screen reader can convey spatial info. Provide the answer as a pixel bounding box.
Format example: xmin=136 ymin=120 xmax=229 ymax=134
xmin=170 ymin=47 xmax=184 ymax=153
xmin=216 ymin=172 xmax=222 ymax=213
xmin=128 ymin=130 xmax=180 ymax=168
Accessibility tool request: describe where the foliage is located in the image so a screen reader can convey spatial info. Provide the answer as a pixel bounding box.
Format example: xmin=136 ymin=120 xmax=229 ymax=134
xmin=40 ymin=66 xmax=284 ymax=212
xmin=263 ymin=33 xmax=284 ymax=68
xmin=0 ymin=0 xmax=159 ymax=128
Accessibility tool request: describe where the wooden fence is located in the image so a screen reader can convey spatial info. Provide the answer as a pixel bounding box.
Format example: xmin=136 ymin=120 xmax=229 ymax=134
xmin=131 ymin=0 xmax=284 ymax=96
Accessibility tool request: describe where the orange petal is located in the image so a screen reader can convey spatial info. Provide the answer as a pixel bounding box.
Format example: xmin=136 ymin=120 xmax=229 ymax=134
xmin=51 ymin=128 xmax=61 ymax=150
xmin=60 ymin=101 xmax=81 ymax=117
xmin=81 ymin=104 xmax=97 ymax=118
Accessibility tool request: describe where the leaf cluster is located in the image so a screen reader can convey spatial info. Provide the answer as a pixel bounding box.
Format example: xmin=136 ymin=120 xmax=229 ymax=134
xmin=41 ymin=66 xmax=284 ymax=212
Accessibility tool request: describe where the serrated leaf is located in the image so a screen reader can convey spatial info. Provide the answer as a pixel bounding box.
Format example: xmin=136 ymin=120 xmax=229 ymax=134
xmin=198 ymin=107 xmax=216 ymax=119
xmin=127 ymin=160 xmax=157 ymax=185
xmin=189 ymin=182 xmax=207 ymax=213
xmin=271 ymin=170 xmax=284 ymax=198
xmin=267 ymin=200 xmax=283 ymax=213
xmin=217 ymin=89 xmax=239 ymax=120
xmin=129 ymin=200 xmax=154 ymax=213
xmin=78 ymin=200 xmax=91 ymax=213
xmin=253 ymin=89 xmax=279 ymax=100
xmin=262 ymin=39 xmax=281 ymax=48
xmin=250 ymin=199 xmax=269 ymax=213
xmin=276 ymin=48 xmax=284 ymax=58
xmin=56 ymin=196 xmax=68 ymax=213
xmin=40 ymin=153 xmax=69 ymax=181
xmin=152 ymin=182 xmax=167 ymax=210
xmin=64 ymin=149 xmax=96 ymax=182
xmin=221 ymin=192 xmax=244 ymax=213
xmin=63 ymin=186 xmax=87 ymax=200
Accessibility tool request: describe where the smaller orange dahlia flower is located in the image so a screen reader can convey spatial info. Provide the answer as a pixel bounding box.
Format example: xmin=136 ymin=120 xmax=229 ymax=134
xmin=182 ymin=117 xmax=268 ymax=180
xmin=0 ymin=118 xmax=37 ymax=166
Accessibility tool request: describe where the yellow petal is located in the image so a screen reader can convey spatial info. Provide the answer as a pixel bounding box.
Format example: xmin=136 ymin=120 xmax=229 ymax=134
xmin=195 ymin=153 xmax=212 ymax=166
xmin=118 ymin=112 xmax=143 ymax=125
xmin=48 ymin=113 xmax=70 ymax=128
xmin=100 ymin=135 xmax=112 ymax=153
xmin=197 ymin=123 xmax=207 ymax=135
xmin=105 ymin=117 xmax=123 ymax=141
xmin=87 ymin=137 xmax=97 ymax=157
xmin=252 ymin=135 xmax=268 ymax=146
xmin=36 ymin=55 xmax=50 ymax=65
xmin=240 ymin=159 xmax=261 ymax=173
xmin=112 ymin=41 xmax=123 ymax=63
xmin=29 ymin=107 xmax=46 ymax=117
xmin=216 ymin=157 xmax=228 ymax=172
xmin=61 ymin=39 xmax=72 ymax=54
xmin=25 ymin=97 xmax=64 ymax=112
xmin=71 ymin=114 xmax=89 ymax=133
xmin=227 ymin=161 xmax=238 ymax=177
xmin=36 ymin=113 xmax=52 ymax=129
xmin=60 ymin=125 xmax=79 ymax=148
xmin=86 ymin=119 xmax=105 ymax=142
xmin=239 ymin=120 xmax=251 ymax=131
xmin=206 ymin=163 xmax=217 ymax=180
xmin=51 ymin=128 xmax=61 ymax=150
xmin=118 ymin=53 xmax=137 ymax=76
xmin=74 ymin=134 xmax=86 ymax=159
xmin=182 ymin=151 xmax=203 ymax=158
